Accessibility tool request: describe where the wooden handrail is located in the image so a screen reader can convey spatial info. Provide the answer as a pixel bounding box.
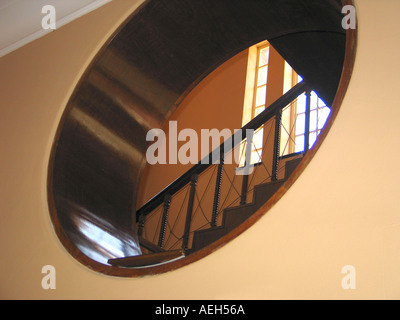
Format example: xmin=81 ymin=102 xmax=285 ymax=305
xmin=136 ymin=80 xmax=310 ymax=220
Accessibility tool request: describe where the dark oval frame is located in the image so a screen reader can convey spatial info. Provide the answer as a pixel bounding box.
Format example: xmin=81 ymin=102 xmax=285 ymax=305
xmin=47 ymin=0 xmax=357 ymax=277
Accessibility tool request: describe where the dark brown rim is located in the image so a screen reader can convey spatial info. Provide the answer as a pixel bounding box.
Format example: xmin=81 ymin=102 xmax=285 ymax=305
xmin=47 ymin=0 xmax=358 ymax=277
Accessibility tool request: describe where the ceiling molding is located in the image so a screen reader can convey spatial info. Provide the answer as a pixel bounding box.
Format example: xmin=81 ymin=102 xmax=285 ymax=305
xmin=0 ymin=0 xmax=111 ymax=58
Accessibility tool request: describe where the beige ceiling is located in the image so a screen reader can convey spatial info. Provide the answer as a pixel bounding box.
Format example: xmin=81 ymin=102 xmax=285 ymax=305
xmin=0 ymin=0 xmax=111 ymax=57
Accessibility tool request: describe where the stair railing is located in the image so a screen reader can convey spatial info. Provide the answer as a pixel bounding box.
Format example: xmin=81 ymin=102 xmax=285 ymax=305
xmin=136 ymin=80 xmax=311 ymax=253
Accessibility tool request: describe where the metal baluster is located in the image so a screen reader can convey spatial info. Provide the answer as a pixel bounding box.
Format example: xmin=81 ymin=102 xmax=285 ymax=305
xmin=240 ymin=164 xmax=249 ymax=205
xmin=158 ymin=194 xmax=172 ymax=248
xmin=211 ymin=154 xmax=224 ymax=227
xmin=182 ymin=174 xmax=198 ymax=250
xmin=272 ymin=108 xmax=282 ymax=181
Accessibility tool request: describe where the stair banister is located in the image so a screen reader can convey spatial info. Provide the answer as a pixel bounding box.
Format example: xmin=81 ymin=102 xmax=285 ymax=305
xmin=136 ymin=80 xmax=310 ymax=220
xmin=272 ymin=107 xmax=283 ymax=182
xmin=240 ymin=167 xmax=249 ymax=205
xmin=211 ymin=152 xmax=224 ymax=227
xmin=158 ymin=194 xmax=172 ymax=248
xmin=182 ymin=174 xmax=198 ymax=250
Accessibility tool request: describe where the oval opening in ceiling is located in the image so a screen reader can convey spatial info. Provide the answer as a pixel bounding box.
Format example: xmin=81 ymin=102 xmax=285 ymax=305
xmin=47 ymin=0 xmax=357 ymax=277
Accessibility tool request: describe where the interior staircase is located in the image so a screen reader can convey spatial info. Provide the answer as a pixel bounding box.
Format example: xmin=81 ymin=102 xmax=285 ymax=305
xmin=108 ymin=156 xmax=302 ymax=268
xmin=189 ymin=156 xmax=302 ymax=252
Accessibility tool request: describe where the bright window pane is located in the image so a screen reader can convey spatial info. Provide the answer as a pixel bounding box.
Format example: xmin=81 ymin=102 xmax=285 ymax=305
xmin=310 ymin=110 xmax=318 ymax=132
xmin=295 ymin=113 xmax=305 ymax=135
xmin=309 ymin=131 xmax=318 ymax=148
xmin=280 ymin=131 xmax=290 ymax=156
xmin=281 ymin=106 xmax=291 ymax=133
xmin=253 ymin=128 xmax=264 ymax=149
xmin=259 ymin=46 xmax=270 ymax=66
xmin=295 ymin=135 xmax=305 ymax=153
xmin=250 ymin=149 xmax=262 ymax=164
xmin=283 ymin=62 xmax=294 ymax=94
xmin=296 ymin=93 xmax=306 ymax=113
xmin=255 ymin=86 xmax=266 ymax=107
xmin=310 ymin=91 xmax=318 ymax=110
xmin=257 ymin=66 xmax=268 ymax=86
xmin=318 ymin=107 xmax=331 ymax=130
xmin=254 ymin=106 xmax=265 ymax=117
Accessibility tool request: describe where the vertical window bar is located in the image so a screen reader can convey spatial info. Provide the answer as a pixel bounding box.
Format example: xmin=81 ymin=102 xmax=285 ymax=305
xmin=304 ymin=89 xmax=312 ymax=152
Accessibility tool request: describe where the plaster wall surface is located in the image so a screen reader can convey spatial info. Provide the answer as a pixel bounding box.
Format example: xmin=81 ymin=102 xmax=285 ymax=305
xmin=0 ymin=0 xmax=399 ymax=299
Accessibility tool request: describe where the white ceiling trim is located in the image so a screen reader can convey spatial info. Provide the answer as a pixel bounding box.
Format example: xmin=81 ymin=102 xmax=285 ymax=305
xmin=0 ymin=0 xmax=112 ymax=58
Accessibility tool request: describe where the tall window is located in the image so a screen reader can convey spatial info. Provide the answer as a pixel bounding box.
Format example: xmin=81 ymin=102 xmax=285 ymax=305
xmin=293 ymin=89 xmax=331 ymax=153
xmin=250 ymin=43 xmax=270 ymax=164
xmin=243 ymin=41 xmax=331 ymax=163
xmin=280 ymin=63 xmax=331 ymax=156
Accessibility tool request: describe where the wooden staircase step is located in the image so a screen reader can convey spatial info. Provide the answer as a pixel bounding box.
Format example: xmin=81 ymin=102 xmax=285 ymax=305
xmin=283 ymin=156 xmax=303 ymax=179
xmin=108 ymin=250 xmax=184 ymax=268
xmin=190 ymin=156 xmax=303 ymax=252
xmin=191 ymin=180 xmax=285 ymax=250
xmin=252 ymin=179 xmax=286 ymax=208
xmin=190 ymin=226 xmax=227 ymax=253
xmin=139 ymin=236 xmax=165 ymax=253
xmin=218 ymin=179 xmax=285 ymax=232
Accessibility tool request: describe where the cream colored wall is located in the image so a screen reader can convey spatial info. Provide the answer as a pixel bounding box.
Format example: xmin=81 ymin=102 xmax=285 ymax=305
xmin=1 ymin=0 xmax=400 ymax=299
